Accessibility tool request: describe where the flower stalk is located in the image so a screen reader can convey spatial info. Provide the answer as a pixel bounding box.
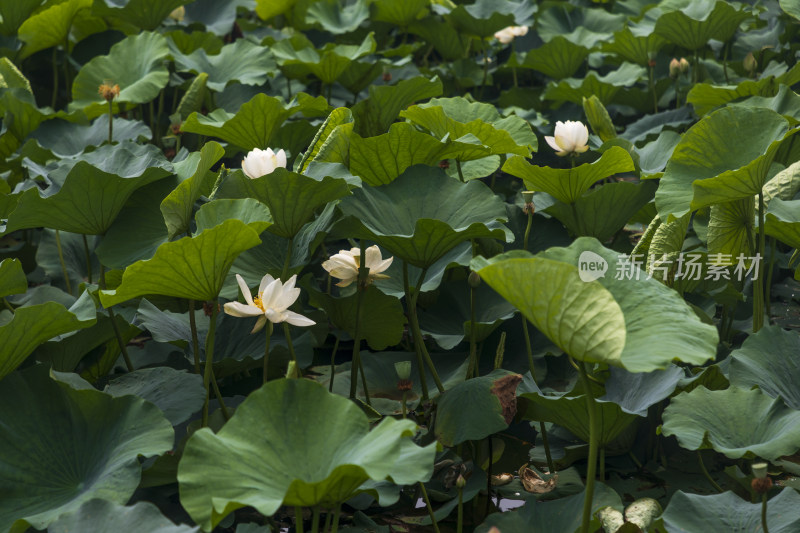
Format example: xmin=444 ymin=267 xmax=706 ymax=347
xmin=201 ymin=301 xmax=218 ymax=427
xmin=577 ymin=361 xmax=599 ymax=533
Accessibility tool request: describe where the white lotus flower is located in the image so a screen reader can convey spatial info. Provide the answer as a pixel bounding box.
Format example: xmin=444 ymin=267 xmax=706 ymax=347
xmin=544 ymin=120 xmax=590 ymax=157
xmin=322 ymin=245 xmax=393 ymax=288
xmin=241 ymin=148 xmax=287 ymax=179
xmin=494 ymin=25 xmax=528 ymax=44
xmin=224 ymin=273 xmax=314 ymax=333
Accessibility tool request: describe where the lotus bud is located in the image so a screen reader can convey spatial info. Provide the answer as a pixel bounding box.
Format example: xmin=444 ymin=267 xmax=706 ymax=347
xmin=744 ymin=52 xmax=757 ymax=74
xmin=669 ymin=58 xmax=681 ymax=79
xmin=456 ymin=474 xmax=467 ymax=489
xmin=242 ymin=147 xmax=287 ymax=179
xmin=468 ymin=271 xmax=481 ymax=288
xmin=679 ymin=58 xmax=689 ymax=73
xmin=285 ymin=360 xmax=300 ymax=379
xmin=98 ymin=81 xmax=120 ymax=102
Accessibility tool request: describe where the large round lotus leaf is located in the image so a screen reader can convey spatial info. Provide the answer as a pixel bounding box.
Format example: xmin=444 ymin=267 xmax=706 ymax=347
xmin=440 ymin=0 xmax=535 ymax=38
xmin=521 ymin=36 xmax=590 ymax=80
xmin=17 ymin=0 xmax=93 ymax=60
xmin=306 ymin=0 xmax=370 ymax=34
xmin=472 ymin=238 xmax=719 ymax=371
xmin=5 ymin=142 xmax=173 ymax=235
xmin=0 ymin=258 xmax=26 ymax=299
xmin=661 ymin=386 xmax=800 ymax=460
xmin=99 ymin=219 xmax=262 ymax=307
xmin=661 ymin=489 xmax=800 ymax=533
xmin=48 ymin=499 xmax=199 ymax=533
xmin=173 ymin=39 xmax=276 ymax=92
xmin=31 ymin=115 xmax=151 ymax=157
xmin=765 ymin=198 xmax=800 ymax=250
xmin=337 ymin=165 xmax=511 ymax=268
xmin=271 ymin=33 xmax=376 ymax=85
xmin=503 ymin=146 xmax=635 ymax=205
xmin=655 ymin=107 xmax=791 ymax=220
xmin=654 ymin=0 xmax=751 ymax=50
xmin=92 ymin=0 xmax=187 ymax=30
xmin=178 ymin=378 xmax=436 ymax=531
xmin=0 ymin=365 xmax=173 ymax=533
xmin=730 ymin=325 xmax=800 ymax=410
xmin=598 ymin=365 xmax=685 ymax=417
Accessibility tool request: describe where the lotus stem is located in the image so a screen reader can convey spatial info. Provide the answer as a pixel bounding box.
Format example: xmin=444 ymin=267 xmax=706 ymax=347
xmin=697 ymin=451 xmax=724 ymax=493
xmin=323 ymin=510 xmax=332 ymax=533
xmin=62 ymin=36 xmax=70 ymax=101
xmin=674 ymin=78 xmax=680 ymax=109
xmin=577 ymin=361 xmax=599 ymax=533
xmin=330 ymin=504 xmax=341 ymax=533
xmin=108 ymin=100 xmax=113 ymax=143
xmin=456 ymin=159 xmax=465 ymax=183
xmin=457 ymin=484 xmax=464 ymax=533
xmin=467 ymin=281 xmax=478 ymax=379
xmin=311 ymin=507 xmax=320 ymax=533
xmin=408 ymin=265 xmax=445 ymax=393
xmin=350 ymin=241 xmax=370 ymax=403
xmin=599 ymin=446 xmax=605 ymax=481
xmin=403 ymin=261 xmax=429 ymax=400
xmin=201 ymin=302 xmax=218 ymax=427
xmin=762 ymin=493 xmax=770 ymax=533
xmin=54 ymin=230 xmax=73 ymax=296
xmin=100 ymin=263 xmax=134 ymax=372
xmin=283 ymin=322 xmax=297 ymax=362
xmin=210 ymin=369 xmax=229 ymax=421
xmin=401 ymin=390 xmax=408 ymax=419
xmin=282 ymin=237 xmax=293 ymax=280
xmin=188 ymin=299 xmax=201 ymax=374
xmin=3 ymin=298 xmax=13 ymax=312
xmin=295 ymin=506 xmax=304 ymax=533
xmin=418 ymin=482 xmax=441 ymax=533
xmin=82 ymin=234 xmax=92 ymax=283
xmin=51 ymin=48 xmax=58 ymax=109
xmin=329 ymin=334 xmax=339 ymax=392
xmin=263 ymin=322 xmax=273 ymax=384
xmin=766 ymin=236 xmax=776 ymax=320
xmin=156 ymin=88 xmax=164 ymax=146
xmin=648 ymin=62 xmax=658 ymax=114
xmin=754 ymin=191 xmax=766 ymax=332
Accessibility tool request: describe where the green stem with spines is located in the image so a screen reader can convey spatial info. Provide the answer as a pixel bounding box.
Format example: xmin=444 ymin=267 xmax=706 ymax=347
xmin=100 ymin=263 xmax=134 ymax=372
xmin=263 ymin=322 xmax=273 ymax=384
xmin=577 ymin=362 xmax=599 ymax=533
xmin=403 ymin=261 xmax=429 ymax=400
xmin=188 ymin=299 xmax=201 ymax=374
xmin=762 ymin=493 xmax=770 ymax=533
xmin=201 ymin=302 xmax=218 ymax=427
xmin=408 ymin=265 xmax=445 ymax=393
xmin=418 ymin=482 xmax=441 ymax=533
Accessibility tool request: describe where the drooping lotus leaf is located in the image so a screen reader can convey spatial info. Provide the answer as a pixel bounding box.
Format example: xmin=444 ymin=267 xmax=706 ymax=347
xmin=621 ymin=106 xmax=694 ymax=144
xmin=729 ymin=325 xmax=800 ymax=410
xmin=178 ymin=378 xmax=436 ymax=531
xmin=160 ymin=141 xmax=225 ymax=239
xmin=537 ymin=4 xmax=625 ymax=47
xmin=0 ymin=299 xmax=96 ymax=380
xmin=0 ymin=365 xmax=173 ymax=532
xmin=71 ymin=32 xmax=170 ymax=118
xmin=34 ymin=313 xmax=124 ymax=373
xmin=439 ymin=0 xmax=535 ymax=39
xmin=306 ymin=0 xmax=369 ymax=34
xmin=17 ymin=0 xmax=92 ymax=60
xmin=31 ymin=115 xmax=151 ymax=157
xmin=706 ymin=197 xmax=754 ymax=261
xmin=376 ymin=241 xmax=472 ymax=299
xmin=181 ymin=92 xmax=327 ymax=151
xmin=662 ymin=385 xmax=800 ymax=460
xmin=546 ymin=180 xmax=657 ymax=240
xmin=503 ymin=146 xmax=635 ymax=205
xmin=400 ymin=97 xmax=536 ymax=158
xmin=272 ymin=33 xmax=376 ymax=85
xmin=219 ymin=168 xmax=349 ymax=238
xmin=543 ymin=63 xmax=645 ymax=105
xmin=598 ymin=365 xmax=685 ymax=417
xmin=99 ymin=219 xmax=262 ymax=307
xmin=0 ymin=89 xmax=62 ymax=160
xmin=48 ymin=499 xmax=199 ymax=533
xmin=91 ymin=0 xmax=187 ymax=30
xmin=337 ymin=165 xmax=511 ymax=268
xmin=727 ymin=84 xmax=800 ymax=124
xmin=654 ymin=0 xmax=751 ymax=51
xmin=0 ymin=0 xmax=42 ymax=36
xmin=435 ymin=369 xmax=522 ymax=447
xmin=765 ymin=198 xmax=800 ymax=249
xmin=297 ymin=107 xmax=353 ymax=172
xmin=407 ymin=17 xmax=470 ymax=62
xmin=173 ymin=39 xmax=276 ymax=92
xmin=4 ymin=142 xmax=173 ymax=235
xmin=656 ymin=107 xmax=793 ymax=220
xmin=473 ymin=238 xmax=719 ymax=371
xmin=521 ymin=36 xmax=589 ymax=80
xmin=104 ymin=367 xmax=205 ymax=426
xmin=351 ymin=76 xmax=443 ymax=137
xmin=602 ymin=26 xmax=666 ymax=66
xmin=0 ymin=258 xmax=26 ymax=299
xmin=194 ymin=198 xmax=273 ymax=236
xmin=661 ymin=489 xmax=800 ymax=533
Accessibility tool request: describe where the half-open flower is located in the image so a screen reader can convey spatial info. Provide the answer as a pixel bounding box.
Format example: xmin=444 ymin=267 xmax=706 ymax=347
xmin=242 ymin=147 xmax=287 ymax=179
xmin=322 ymin=245 xmax=393 ymax=288
xmin=544 ymin=120 xmax=589 ymax=157
xmin=224 ymin=273 xmax=314 ymax=333
xmin=494 ymin=25 xmax=529 ymax=44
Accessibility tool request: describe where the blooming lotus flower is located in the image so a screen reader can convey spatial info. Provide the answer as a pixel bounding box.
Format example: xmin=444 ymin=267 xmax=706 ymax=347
xmin=241 ymin=148 xmax=287 ymax=179
xmin=544 ymin=120 xmax=589 ymax=157
xmin=322 ymin=245 xmax=393 ymax=288
xmin=224 ymin=273 xmax=314 ymax=333
xmin=494 ymin=25 xmax=528 ymax=44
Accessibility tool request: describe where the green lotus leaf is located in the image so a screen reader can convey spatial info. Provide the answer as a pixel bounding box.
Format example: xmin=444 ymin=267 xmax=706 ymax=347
xmin=474 ymin=238 xmax=719 ymax=371
xmin=306 ymin=0 xmax=369 ymax=33
xmin=598 ymin=365 xmax=685 ymax=417
xmin=765 ymin=198 xmax=800 ymax=249
xmin=440 ymin=0 xmax=535 ymax=39
xmin=31 ymin=115 xmax=151 ymax=157
xmin=5 ymin=142 xmax=173 ymax=235
xmin=0 ymin=366 xmax=173 ymax=532
xmin=194 ymin=198 xmax=273 ymax=235
xmin=407 ymin=17 xmax=471 ymax=62
xmin=537 ymin=4 xmax=626 ymax=47
xmin=729 ymin=325 xmax=800 ymax=410
xmin=99 ymin=219 xmax=262 ymax=307
xmin=503 ymin=146 xmax=635 ymax=205
xmin=104 ymin=367 xmax=205 ymax=426
xmin=338 ymin=165 xmax=511 ymax=268
xmin=173 ymin=72 xmax=209 ymax=123
xmin=297 ymin=107 xmax=353 ymax=172
xmin=543 ymin=63 xmax=645 ymax=105
xmin=0 ymin=58 xmax=31 ymax=92
xmin=706 ymin=198 xmax=753 ymax=261
xmin=272 ymin=33 xmax=376 ymax=85
xmin=91 ymin=0 xmax=187 ymax=29
xmin=376 ymin=242 xmax=471 ymax=300
xmin=71 ymin=32 xmax=170 ymax=118
xmin=621 ymin=107 xmax=694 ymax=144
xmin=583 ymin=95 xmax=617 ymax=143
xmin=351 ymin=76 xmax=443 ymax=137
xmin=307 ymin=284 xmax=405 ymax=351
xmin=34 ymin=313 xmax=124 ymax=373
xmin=546 ymin=180 xmax=657 ymax=241
xmin=521 ymin=36 xmax=589 ymax=80
xmin=637 ymin=130 xmax=681 ymax=176
xmin=254 ymin=0 xmax=296 ymax=20
xmin=435 ymin=369 xmax=522 ymax=447
xmin=602 ymin=26 xmax=666 ymax=66
xmin=372 ymin=0 xmax=428 ymax=26
xmin=173 ymin=39 xmax=276 ymax=92
xmin=160 ymin=142 xmax=225 ymax=239
xmin=34 ymin=230 xmax=99 ymax=291
xmin=0 ymin=0 xmax=42 ymax=36
xmin=782 ymin=0 xmax=800 ymax=20
xmin=219 ymin=168 xmax=349 ymax=238
xmin=181 ymin=92 xmax=326 ymax=151
xmin=662 ymin=385 xmax=800 ymax=460
xmin=654 ymin=0 xmax=751 ymax=51
xmin=0 ymin=89 xmax=61 ymax=160
xmin=727 ymin=84 xmax=800 ymax=124
xmin=400 ymin=97 xmax=536 ymax=158
xmin=661 ymin=489 xmax=800 ymax=533
xmin=17 ymin=0 xmax=92 ymax=60
xmin=763 ymin=161 xmax=800 ymax=206
xmin=0 ymin=258 xmax=26 ymax=299
xmin=178 ymin=378 xmax=436 ymax=531
xmin=656 ymin=107 xmax=791 ymax=220
xmin=49 ymin=499 xmax=199 ymax=533
xmin=0 ymin=300 xmax=96 ymax=380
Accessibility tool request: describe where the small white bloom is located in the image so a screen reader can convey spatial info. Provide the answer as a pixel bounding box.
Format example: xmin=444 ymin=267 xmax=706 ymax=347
xmin=544 ymin=120 xmax=590 ymax=157
xmin=322 ymin=245 xmax=393 ymax=288
xmin=241 ymin=147 xmax=287 ymax=179
xmin=224 ymin=273 xmax=314 ymax=333
xmin=494 ymin=26 xmax=528 ymax=44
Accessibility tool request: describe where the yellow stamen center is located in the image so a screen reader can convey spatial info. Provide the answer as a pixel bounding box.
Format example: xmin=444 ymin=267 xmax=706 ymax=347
xmin=253 ymin=296 xmax=264 ymax=311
